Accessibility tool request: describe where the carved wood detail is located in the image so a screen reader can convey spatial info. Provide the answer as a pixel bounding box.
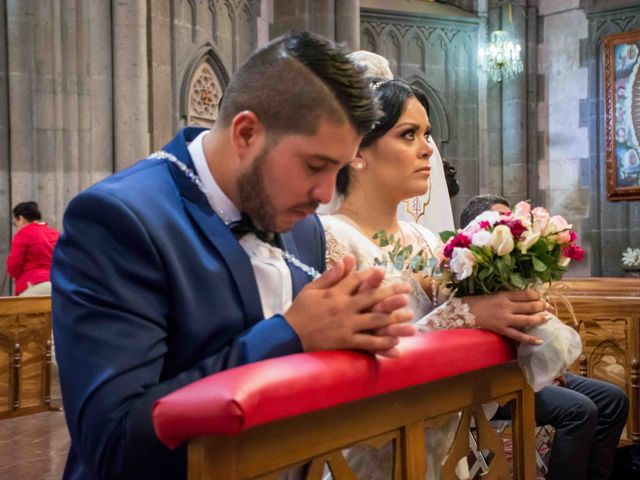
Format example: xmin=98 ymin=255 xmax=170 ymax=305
xmin=0 ymin=297 xmax=52 ymax=419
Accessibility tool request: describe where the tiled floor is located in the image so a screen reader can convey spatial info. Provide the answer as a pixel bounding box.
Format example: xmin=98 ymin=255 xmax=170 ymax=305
xmin=0 ymin=410 xmax=69 ymax=480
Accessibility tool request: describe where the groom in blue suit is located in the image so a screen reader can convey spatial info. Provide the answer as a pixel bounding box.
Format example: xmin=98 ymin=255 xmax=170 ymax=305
xmin=52 ymin=32 xmax=416 ymax=480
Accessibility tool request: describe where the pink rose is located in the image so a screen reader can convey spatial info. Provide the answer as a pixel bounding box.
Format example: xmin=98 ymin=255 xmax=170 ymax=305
xmin=532 ymin=207 xmax=550 ymax=234
xmin=548 ymin=215 xmax=573 ymax=243
xmin=513 ymin=201 xmax=532 ymax=228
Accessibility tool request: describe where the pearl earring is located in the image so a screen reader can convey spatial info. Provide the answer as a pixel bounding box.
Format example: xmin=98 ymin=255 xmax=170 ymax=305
xmin=353 ymin=160 xmax=366 ymax=170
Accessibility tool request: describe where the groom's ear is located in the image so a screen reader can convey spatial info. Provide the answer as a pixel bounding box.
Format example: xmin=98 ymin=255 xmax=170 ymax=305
xmin=229 ymin=110 xmax=265 ymax=162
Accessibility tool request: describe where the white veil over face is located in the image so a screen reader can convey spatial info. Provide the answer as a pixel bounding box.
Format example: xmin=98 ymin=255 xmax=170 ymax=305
xmin=318 ymin=50 xmax=455 ymax=234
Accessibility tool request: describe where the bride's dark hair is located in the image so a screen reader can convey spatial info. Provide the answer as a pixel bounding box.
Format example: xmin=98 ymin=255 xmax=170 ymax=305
xmin=336 ymin=79 xmax=430 ymax=196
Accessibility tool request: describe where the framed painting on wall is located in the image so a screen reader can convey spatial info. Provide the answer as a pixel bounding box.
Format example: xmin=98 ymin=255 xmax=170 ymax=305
xmin=604 ymin=30 xmax=640 ymax=201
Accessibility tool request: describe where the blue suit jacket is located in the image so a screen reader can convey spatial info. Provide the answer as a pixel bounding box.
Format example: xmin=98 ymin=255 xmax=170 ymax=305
xmin=52 ymin=127 xmax=326 ymax=479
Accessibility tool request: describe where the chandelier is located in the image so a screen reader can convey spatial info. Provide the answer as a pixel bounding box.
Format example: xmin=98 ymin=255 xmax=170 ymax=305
xmin=478 ymin=29 xmax=523 ymax=82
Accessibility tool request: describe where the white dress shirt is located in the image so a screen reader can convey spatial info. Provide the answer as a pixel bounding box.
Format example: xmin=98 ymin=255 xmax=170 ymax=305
xmin=188 ymin=131 xmax=293 ymax=318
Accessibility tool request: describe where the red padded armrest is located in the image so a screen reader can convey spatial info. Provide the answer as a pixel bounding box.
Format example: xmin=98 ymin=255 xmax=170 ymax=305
xmin=152 ymin=329 xmax=515 ymax=449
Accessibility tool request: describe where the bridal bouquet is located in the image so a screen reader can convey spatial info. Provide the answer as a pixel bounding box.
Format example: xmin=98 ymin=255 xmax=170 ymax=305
xmin=438 ymin=202 xmax=584 ymax=296
xmin=437 ymin=201 xmax=584 ymax=391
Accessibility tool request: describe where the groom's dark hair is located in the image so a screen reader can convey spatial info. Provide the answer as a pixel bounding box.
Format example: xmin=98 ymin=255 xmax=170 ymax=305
xmin=217 ymin=31 xmax=379 ymax=137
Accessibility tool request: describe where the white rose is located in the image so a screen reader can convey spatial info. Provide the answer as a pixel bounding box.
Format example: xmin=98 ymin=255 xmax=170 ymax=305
xmin=558 ymin=256 xmax=571 ymax=267
xmin=518 ymin=230 xmax=540 ymax=253
xmin=471 ymin=230 xmax=492 ymax=248
xmin=450 ymin=247 xmax=476 ymax=280
xmin=490 ymin=225 xmax=515 ymax=256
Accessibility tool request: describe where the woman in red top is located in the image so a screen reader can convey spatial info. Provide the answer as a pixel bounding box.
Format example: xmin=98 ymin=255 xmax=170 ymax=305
xmin=6 ymin=201 xmax=60 ymax=296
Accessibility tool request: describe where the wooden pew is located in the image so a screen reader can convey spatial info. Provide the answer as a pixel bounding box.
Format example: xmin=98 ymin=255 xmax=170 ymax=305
xmin=0 ymin=296 xmax=52 ymax=419
xmin=153 ymin=330 xmax=536 ymax=479
xmin=561 ymin=277 xmax=640 ymax=297
xmin=554 ymin=288 xmax=640 ymax=444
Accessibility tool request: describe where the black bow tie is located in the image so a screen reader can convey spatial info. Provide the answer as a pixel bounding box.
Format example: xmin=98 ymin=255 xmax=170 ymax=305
xmin=229 ymin=213 xmax=277 ymax=245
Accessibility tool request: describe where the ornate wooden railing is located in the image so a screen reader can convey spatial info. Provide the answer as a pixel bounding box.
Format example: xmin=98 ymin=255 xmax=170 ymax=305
xmin=153 ymin=330 xmax=536 ymax=479
xmin=556 ymin=277 xmax=640 ymax=444
xmin=0 ymin=296 xmax=52 ymax=419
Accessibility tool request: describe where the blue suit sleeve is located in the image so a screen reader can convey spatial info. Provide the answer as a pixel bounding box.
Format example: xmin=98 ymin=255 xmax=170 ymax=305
xmin=52 ymin=190 xmax=302 ymax=479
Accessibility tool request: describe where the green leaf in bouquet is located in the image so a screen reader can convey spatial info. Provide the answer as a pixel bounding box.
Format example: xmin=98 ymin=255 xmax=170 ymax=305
xmin=531 ymin=256 xmax=547 ymax=272
xmin=539 ymin=268 xmax=552 ymax=282
xmin=551 ymin=268 xmax=565 ymax=281
xmin=528 ymin=239 xmax=547 ymax=256
xmin=502 ymin=253 xmax=514 ymax=268
xmin=540 ymin=254 xmax=555 ymax=266
xmin=509 ymin=272 xmax=525 ymax=289
xmin=496 ymin=258 xmax=510 ymax=278
xmin=439 ymin=230 xmax=456 ymax=243
xmin=478 ymin=266 xmax=492 ymax=280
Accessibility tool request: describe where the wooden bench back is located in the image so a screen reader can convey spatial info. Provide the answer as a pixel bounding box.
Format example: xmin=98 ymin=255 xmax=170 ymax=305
xmin=561 ymin=277 xmax=640 ymax=297
xmin=153 ymin=331 xmax=537 ymax=479
xmin=555 ymin=295 xmax=640 ymax=443
xmin=187 ymin=362 xmax=536 ymax=479
xmin=0 ymin=296 xmax=52 ymax=419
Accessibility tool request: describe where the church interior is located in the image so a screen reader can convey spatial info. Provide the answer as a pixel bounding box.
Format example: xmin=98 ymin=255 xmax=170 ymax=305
xmin=1 ymin=0 xmax=640 ymax=479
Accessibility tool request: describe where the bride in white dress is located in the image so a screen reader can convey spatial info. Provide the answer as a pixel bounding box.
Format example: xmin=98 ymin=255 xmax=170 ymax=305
xmin=320 ymin=79 xmax=550 ymax=479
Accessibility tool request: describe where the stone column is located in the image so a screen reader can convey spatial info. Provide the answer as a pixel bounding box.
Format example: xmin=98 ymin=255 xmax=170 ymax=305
xmin=484 ymin=2 xmax=504 ymax=195
xmin=147 ymin=2 xmax=173 ymax=151
xmin=112 ymin=0 xmax=149 ymax=169
xmin=500 ymin=1 xmax=528 ymax=204
xmin=335 ymin=0 xmax=359 ymax=50
xmin=525 ymin=4 xmax=539 ymax=204
xmin=0 ymin=1 xmax=10 ymax=295
xmin=477 ymin=0 xmax=493 ymax=194
xmin=270 ymin=0 xmax=335 ymax=40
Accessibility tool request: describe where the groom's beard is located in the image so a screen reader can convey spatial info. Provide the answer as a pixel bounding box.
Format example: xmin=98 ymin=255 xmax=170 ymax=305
xmin=237 ymin=147 xmax=279 ymax=231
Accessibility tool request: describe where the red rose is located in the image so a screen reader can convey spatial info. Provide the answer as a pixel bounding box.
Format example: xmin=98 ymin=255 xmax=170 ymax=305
xmin=443 ymin=233 xmax=471 ymax=258
xmin=569 ymin=231 xmax=577 ymax=243
xmin=562 ymin=244 xmax=585 ymax=262
xmin=506 ymin=219 xmax=526 ymax=240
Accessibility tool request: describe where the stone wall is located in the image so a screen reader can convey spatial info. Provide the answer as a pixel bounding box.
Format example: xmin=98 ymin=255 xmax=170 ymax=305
xmin=538 ymin=0 xmax=640 ymax=276
xmin=0 ymin=0 xmax=261 ymax=294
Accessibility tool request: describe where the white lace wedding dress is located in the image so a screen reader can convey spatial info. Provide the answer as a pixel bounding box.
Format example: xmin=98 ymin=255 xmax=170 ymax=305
xmin=321 ymin=214 xmax=480 ymax=480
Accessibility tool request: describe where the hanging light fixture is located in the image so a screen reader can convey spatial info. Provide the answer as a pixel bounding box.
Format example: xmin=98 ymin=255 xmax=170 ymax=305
xmin=478 ymin=3 xmax=523 ymax=82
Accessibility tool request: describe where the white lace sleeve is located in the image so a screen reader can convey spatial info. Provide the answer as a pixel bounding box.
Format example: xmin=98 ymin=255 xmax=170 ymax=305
xmin=324 ymin=225 xmax=350 ymax=269
xmin=414 ymin=297 xmax=477 ymax=333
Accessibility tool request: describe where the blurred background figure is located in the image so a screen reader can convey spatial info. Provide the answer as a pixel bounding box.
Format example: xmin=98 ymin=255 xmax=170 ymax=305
xmin=6 ymin=201 xmax=60 ymax=296
xmin=442 ymin=159 xmax=460 ymax=199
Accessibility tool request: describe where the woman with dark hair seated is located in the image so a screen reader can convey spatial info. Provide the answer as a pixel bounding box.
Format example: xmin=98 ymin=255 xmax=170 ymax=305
xmin=320 ymin=79 xmax=548 ymax=479
xmin=7 ymin=201 xmax=60 ymax=296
